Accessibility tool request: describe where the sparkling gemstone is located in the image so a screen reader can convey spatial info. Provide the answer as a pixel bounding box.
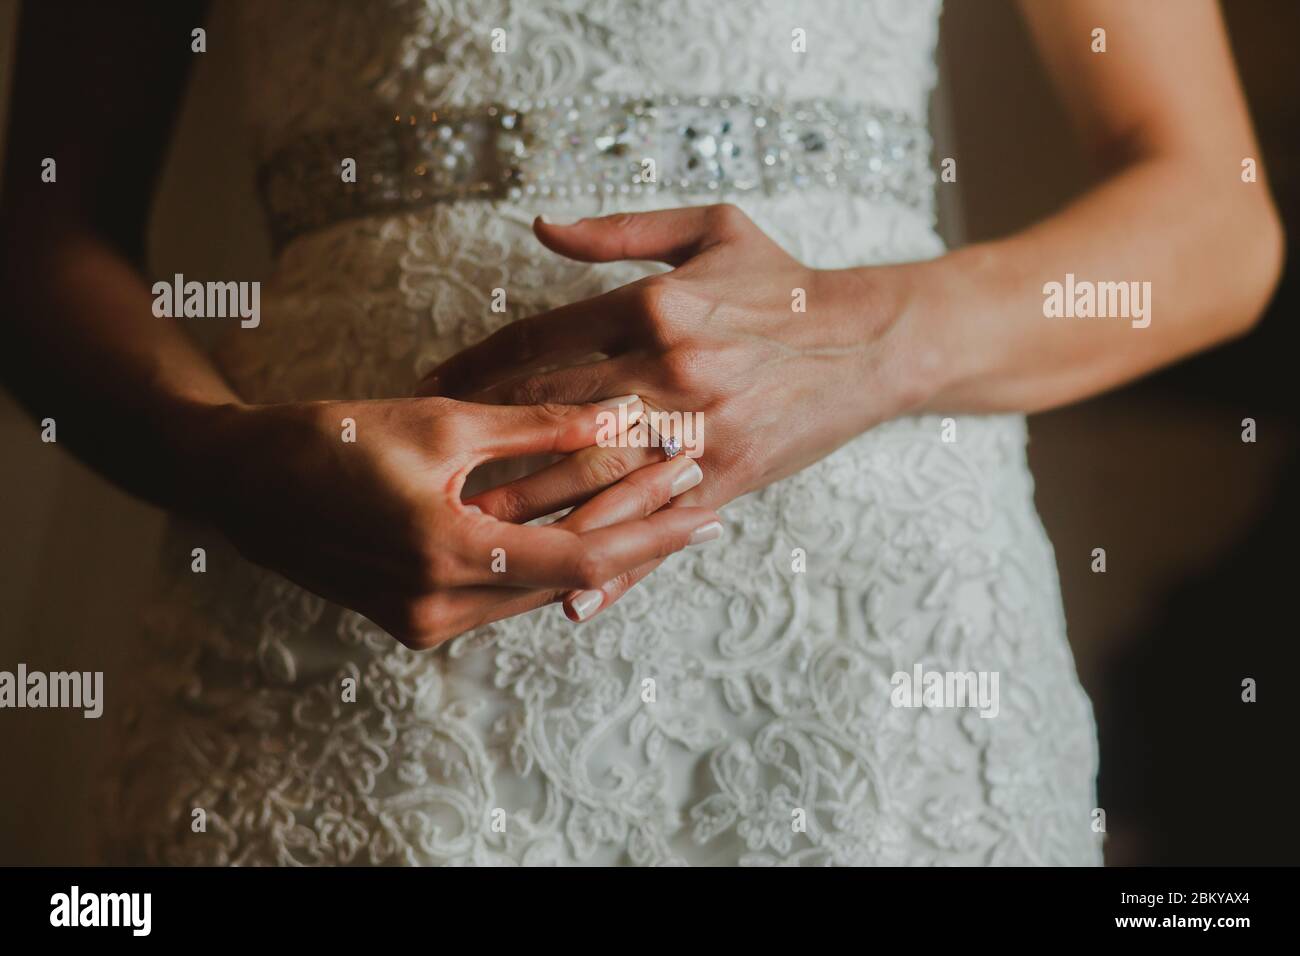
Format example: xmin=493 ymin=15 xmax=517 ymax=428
xmin=799 ymin=131 xmax=827 ymax=152
xmin=261 ymin=96 xmax=932 ymax=248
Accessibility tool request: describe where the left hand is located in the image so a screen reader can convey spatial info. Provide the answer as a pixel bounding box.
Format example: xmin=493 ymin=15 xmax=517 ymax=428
xmin=417 ymin=203 xmax=928 ymax=617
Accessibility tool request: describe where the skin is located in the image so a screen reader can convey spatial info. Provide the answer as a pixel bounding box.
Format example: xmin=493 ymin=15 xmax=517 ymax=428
xmin=0 ymin=2 xmax=721 ymax=649
xmin=1 ymin=1 xmax=1284 ymax=641
xmin=421 ymin=0 xmax=1285 ymax=621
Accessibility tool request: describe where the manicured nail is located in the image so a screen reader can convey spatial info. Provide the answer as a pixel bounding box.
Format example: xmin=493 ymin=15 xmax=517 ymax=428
xmin=570 ymin=589 xmax=604 ymax=621
xmin=688 ymin=520 xmax=724 ymax=546
xmin=670 ymin=459 xmax=703 ymax=497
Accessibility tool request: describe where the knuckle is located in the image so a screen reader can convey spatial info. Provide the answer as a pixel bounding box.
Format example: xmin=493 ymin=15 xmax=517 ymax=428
xmin=571 ymin=551 xmax=609 ymax=591
xmin=531 ymin=401 xmax=572 ymax=425
xmin=659 ymin=346 xmax=705 ymax=392
xmin=509 ymin=374 xmax=554 ymax=407
xmin=621 ymin=470 xmax=667 ymax=516
xmin=388 ymin=625 xmax=420 ymax=649
xmin=390 ymin=619 xmax=435 ymax=651
xmin=604 ymin=570 xmax=636 ymax=596
xmin=427 ymin=404 xmax=472 ymax=449
xmin=633 ymin=278 xmax=672 ymax=317
xmin=399 ymin=630 xmax=438 ymax=651
xmin=633 ymin=281 xmax=681 ymax=349
xmin=401 ymin=596 xmax=451 ymax=649
xmin=634 ymin=485 xmax=665 ymax=520
xmin=656 ymin=531 xmax=687 ymax=562
xmin=610 ymin=216 xmax=644 ymax=257
xmin=706 ymin=202 xmax=748 ymax=234
xmin=481 ymin=482 xmax=533 ymax=522
xmin=417 ymin=395 xmax=459 ymax=417
xmin=579 ymin=446 xmax=633 ymax=488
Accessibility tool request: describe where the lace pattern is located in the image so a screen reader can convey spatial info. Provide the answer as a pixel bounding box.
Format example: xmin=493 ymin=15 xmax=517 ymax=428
xmin=101 ymin=0 xmax=1103 ymax=866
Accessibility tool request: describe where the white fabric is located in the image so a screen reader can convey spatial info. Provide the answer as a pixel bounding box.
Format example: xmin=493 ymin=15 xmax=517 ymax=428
xmin=102 ymin=0 xmax=1102 ymax=866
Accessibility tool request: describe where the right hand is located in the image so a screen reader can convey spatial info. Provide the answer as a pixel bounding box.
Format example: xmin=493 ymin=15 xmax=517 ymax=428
xmin=192 ymin=396 xmax=721 ymax=649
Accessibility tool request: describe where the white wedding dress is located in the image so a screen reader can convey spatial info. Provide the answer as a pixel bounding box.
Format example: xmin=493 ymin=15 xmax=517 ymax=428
xmin=102 ymin=0 xmax=1103 ymax=866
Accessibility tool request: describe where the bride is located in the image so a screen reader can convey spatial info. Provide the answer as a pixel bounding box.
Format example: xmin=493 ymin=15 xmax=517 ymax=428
xmin=0 ymin=0 xmax=1280 ymax=865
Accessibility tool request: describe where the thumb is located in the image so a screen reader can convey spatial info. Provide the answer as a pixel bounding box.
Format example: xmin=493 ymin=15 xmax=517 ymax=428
xmin=466 ymin=395 xmax=643 ymax=462
xmin=533 ymin=204 xmax=742 ymax=267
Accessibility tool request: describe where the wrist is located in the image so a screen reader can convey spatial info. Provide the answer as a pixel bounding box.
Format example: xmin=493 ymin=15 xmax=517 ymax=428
xmin=874 ymin=244 xmax=996 ymax=417
xmin=825 ymin=260 xmax=950 ymax=425
xmin=156 ymin=396 xmax=251 ymax=522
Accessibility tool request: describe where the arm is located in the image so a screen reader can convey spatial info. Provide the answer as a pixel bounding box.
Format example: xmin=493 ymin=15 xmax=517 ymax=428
xmin=421 ymin=0 xmax=1283 ymax=621
xmin=910 ymin=0 xmax=1284 ymax=413
xmin=0 ymin=1 xmax=231 ymax=512
xmin=0 ymin=4 xmax=720 ymax=647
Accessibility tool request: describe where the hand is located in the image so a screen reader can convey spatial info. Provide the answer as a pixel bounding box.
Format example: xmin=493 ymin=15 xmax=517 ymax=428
xmin=191 ymin=396 xmax=721 ymax=648
xmin=418 ymin=204 xmax=927 ymax=619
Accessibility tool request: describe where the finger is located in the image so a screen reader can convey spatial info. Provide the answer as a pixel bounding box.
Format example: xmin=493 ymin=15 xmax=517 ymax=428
xmin=551 ymin=457 xmax=704 ymax=622
xmin=564 ymin=557 xmax=663 ymax=623
xmin=466 ymin=356 xmax=643 ymax=407
xmin=562 ymin=489 xmax=723 ymax=623
xmin=464 ymin=395 xmax=641 ymax=462
xmin=468 ymin=422 xmax=664 ymax=523
xmin=416 ymin=290 xmax=634 ymax=399
xmin=438 ymin=450 xmax=703 ymax=636
xmin=559 ymin=454 xmax=703 ymax=534
xmin=453 ymin=507 xmax=722 ymax=589
xmin=533 ymin=205 xmax=739 ymax=267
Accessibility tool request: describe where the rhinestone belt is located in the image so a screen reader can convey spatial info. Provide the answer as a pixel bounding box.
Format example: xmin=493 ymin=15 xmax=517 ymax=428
xmin=259 ymin=94 xmax=935 ymax=247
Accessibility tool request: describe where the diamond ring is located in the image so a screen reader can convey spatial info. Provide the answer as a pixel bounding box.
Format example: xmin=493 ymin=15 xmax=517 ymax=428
xmin=639 ymin=398 xmax=684 ymax=460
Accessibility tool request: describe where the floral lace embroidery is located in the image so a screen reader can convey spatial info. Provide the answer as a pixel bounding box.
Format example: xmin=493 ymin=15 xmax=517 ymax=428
xmin=100 ymin=0 xmax=1102 ymax=867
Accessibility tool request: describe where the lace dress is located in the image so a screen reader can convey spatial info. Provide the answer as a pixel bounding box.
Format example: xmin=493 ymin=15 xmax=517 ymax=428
xmin=101 ymin=0 xmax=1104 ymax=866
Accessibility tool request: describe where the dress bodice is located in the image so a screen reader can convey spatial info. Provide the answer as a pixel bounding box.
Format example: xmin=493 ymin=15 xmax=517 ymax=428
xmin=234 ymin=0 xmax=942 ymax=161
xmin=100 ymin=0 xmax=1103 ymax=868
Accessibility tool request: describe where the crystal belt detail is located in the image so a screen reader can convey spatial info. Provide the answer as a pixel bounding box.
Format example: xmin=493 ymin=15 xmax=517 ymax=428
xmin=259 ymin=95 xmax=935 ymax=246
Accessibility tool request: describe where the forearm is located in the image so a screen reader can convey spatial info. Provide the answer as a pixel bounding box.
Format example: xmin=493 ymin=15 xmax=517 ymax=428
xmin=888 ymin=154 xmax=1283 ymax=417
xmin=0 ymin=225 xmax=242 ymax=515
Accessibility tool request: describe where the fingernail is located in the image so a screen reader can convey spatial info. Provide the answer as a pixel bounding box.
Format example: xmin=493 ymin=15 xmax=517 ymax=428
xmin=540 ymin=215 xmax=584 ymax=226
xmin=670 ymin=459 xmax=703 ymax=497
xmin=570 ymin=589 xmax=604 ymax=621
xmin=688 ymin=520 xmax=724 ymax=546
xmin=596 ymin=393 xmax=639 ymax=409
xmin=463 ymin=504 xmax=482 ymax=514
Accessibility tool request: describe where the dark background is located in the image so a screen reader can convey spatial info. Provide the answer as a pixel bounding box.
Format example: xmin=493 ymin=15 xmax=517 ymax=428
xmin=942 ymin=0 xmax=1299 ymax=864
